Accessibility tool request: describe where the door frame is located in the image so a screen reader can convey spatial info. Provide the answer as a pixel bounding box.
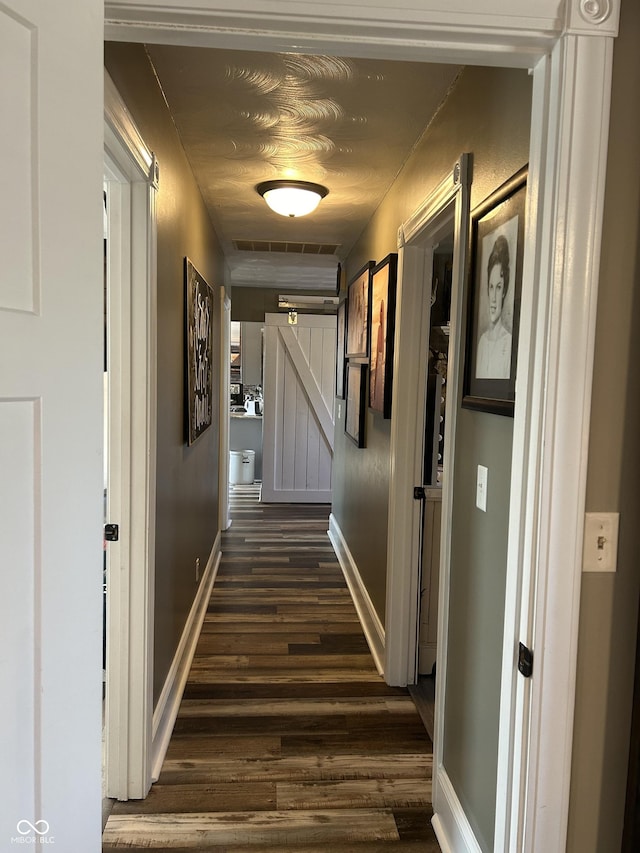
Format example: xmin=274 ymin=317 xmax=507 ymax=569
xmin=385 ymin=156 xmax=473 ymax=848
xmin=104 ymin=1 xmax=620 ymax=848
xmin=103 ymin=71 xmax=158 ymax=800
xmin=219 ymin=288 xmax=231 ymax=530
xmin=386 ymin=155 xmax=470 ymax=688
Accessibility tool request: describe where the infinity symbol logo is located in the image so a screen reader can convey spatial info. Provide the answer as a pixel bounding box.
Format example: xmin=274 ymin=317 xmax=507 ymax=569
xmin=17 ymin=820 xmax=50 ymax=836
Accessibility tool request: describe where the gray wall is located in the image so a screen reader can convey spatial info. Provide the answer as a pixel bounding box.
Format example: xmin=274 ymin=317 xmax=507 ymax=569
xmin=231 ymin=286 xmax=335 ymax=323
xmin=240 ymin=322 xmax=263 ymax=388
xmin=332 ymin=65 xmax=532 ymax=848
xmin=333 ymin=65 xmax=531 ymax=620
xmin=568 ymin=0 xmax=640 ymax=848
xmin=443 ymin=411 xmax=513 ymax=851
xmin=105 ymin=43 xmax=225 ymax=704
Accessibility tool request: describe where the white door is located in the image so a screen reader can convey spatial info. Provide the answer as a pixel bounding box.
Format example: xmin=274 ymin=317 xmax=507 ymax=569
xmin=262 ymin=313 xmax=336 ymax=503
xmin=0 ymin=1 xmax=103 ymax=849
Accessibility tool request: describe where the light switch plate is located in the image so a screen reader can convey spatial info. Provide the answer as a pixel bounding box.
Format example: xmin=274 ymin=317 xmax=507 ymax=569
xmin=476 ymin=465 xmax=488 ymax=512
xmin=583 ymin=512 xmax=619 ymax=572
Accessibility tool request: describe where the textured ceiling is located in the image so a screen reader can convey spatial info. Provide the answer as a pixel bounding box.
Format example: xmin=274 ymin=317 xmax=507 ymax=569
xmin=145 ymin=45 xmax=461 ymax=289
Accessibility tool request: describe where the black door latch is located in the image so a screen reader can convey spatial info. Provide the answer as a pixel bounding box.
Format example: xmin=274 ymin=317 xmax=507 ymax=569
xmin=414 ymin=486 xmax=427 ymax=501
xmin=518 ymin=642 xmax=533 ymax=678
xmin=104 ymin=523 xmax=119 ymax=542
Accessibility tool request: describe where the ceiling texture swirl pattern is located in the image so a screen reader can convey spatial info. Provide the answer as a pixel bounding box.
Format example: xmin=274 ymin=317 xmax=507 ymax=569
xmin=144 ymin=44 xmax=461 ymax=288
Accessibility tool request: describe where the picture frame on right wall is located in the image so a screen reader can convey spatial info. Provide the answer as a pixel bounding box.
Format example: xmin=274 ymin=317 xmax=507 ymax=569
xmin=345 ymin=362 xmax=367 ymax=448
xmin=369 ymin=253 xmax=398 ymax=418
xmin=462 ymin=166 xmax=527 ymax=416
xmin=336 ymin=299 xmax=346 ymax=399
xmin=345 ymin=261 xmax=374 ymax=358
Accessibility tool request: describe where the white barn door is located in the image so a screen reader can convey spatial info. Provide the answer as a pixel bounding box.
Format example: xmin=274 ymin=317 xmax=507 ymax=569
xmin=262 ymin=313 xmax=336 ymax=503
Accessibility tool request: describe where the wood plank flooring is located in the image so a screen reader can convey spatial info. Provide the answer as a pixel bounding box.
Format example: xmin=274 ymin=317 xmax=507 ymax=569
xmin=103 ymin=485 xmax=439 ymax=851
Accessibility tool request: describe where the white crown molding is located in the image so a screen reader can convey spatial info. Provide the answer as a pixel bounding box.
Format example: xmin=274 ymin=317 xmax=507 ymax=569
xmin=105 ymin=1 xmax=561 ymax=67
xmin=105 ymin=0 xmax=621 ymax=64
xmin=105 ymin=0 xmax=564 ymax=37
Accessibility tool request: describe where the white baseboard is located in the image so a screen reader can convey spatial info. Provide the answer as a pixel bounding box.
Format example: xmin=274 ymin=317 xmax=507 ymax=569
xmin=432 ymin=767 xmax=482 ymax=853
xmin=150 ymin=531 xmax=221 ymax=781
xmin=328 ymin=513 xmax=385 ymax=676
xmin=261 ymin=486 xmax=332 ymax=503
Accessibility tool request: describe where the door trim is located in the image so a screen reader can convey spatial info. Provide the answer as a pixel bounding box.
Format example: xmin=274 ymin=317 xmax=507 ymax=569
xmin=103 ymin=71 xmax=158 ymax=800
xmin=511 ymin=36 xmax=616 ymax=853
xmin=385 ymin=155 xmax=470 ymax=689
xmin=386 ymin=155 xmax=473 ymax=849
xmin=219 ymin=289 xmax=231 ymax=531
xmin=103 ymin=2 xmax=621 ymax=848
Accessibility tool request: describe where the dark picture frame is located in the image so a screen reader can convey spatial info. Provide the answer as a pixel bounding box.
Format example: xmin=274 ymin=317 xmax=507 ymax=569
xmin=345 ymin=261 xmax=373 ymax=358
xmin=336 ymin=299 xmax=347 ymax=399
xmin=369 ymin=253 xmax=398 ymax=418
xmin=185 ymin=257 xmax=214 ymax=445
xmin=462 ymin=166 xmax=527 ymax=416
xmin=345 ymin=362 xmax=367 ymax=448
xmin=336 ymin=261 xmax=344 ymax=297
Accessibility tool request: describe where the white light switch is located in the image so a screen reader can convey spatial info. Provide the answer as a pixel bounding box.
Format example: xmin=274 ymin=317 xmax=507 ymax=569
xmin=583 ymin=512 xmax=619 ymax=572
xmin=476 ymin=465 xmax=488 ymax=512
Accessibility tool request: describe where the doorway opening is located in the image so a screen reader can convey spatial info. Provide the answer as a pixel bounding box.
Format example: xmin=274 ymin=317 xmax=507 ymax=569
xmin=409 ymin=238 xmax=454 ymax=742
xmin=101 ymin=8 xmax=618 ymax=850
xmin=228 ymin=320 xmax=264 ymax=496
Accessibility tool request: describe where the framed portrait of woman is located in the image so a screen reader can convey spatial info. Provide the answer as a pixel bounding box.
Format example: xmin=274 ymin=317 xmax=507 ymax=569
xmin=345 ymin=261 xmax=374 ymax=359
xmin=462 ymin=166 xmax=527 ymax=416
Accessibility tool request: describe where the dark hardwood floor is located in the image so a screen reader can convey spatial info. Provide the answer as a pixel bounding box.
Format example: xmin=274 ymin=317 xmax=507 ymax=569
xmin=103 ymin=485 xmax=439 ymax=851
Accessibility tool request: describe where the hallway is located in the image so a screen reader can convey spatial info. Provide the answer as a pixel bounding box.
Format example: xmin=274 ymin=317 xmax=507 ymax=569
xmin=102 ymin=486 xmax=438 ymax=850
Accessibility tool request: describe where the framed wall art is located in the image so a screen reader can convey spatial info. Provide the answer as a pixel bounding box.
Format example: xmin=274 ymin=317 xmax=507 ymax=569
xmin=185 ymin=257 xmax=214 ymax=444
xmin=369 ymin=253 xmax=398 ymax=418
xmin=345 ymin=261 xmax=373 ymax=358
xmin=336 ymin=299 xmax=347 ymax=399
xmin=462 ymin=166 xmax=527 ymax=416
xmin=345 ymin=362 xmax=367 ymax=448
xmin=336 ymin=261 xmax=344 ymax=297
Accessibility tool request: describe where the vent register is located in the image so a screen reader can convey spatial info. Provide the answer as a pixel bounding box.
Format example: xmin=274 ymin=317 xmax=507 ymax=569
xmin=233 ymin=239 xmax=339 ymax=255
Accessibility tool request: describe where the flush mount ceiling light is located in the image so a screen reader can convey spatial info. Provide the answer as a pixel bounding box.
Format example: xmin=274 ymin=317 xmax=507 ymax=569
xmin=256 ymin=180 xmax=328 ymax=218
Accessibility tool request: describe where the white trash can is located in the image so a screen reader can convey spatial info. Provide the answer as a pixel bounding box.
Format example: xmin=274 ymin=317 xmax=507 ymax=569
xmin=229 ymin=450 xmax=255 ymax=485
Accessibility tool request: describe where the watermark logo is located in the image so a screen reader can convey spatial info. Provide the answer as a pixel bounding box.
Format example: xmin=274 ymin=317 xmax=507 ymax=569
xmin=11 ymin=820 xmax=55 ymax=845
xmin=17 ymin=822 xmax=49 ymax=836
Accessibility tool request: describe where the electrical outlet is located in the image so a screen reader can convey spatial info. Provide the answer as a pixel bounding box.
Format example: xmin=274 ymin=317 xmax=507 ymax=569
xmin=195 ymin=557 xmax=200 ymax=582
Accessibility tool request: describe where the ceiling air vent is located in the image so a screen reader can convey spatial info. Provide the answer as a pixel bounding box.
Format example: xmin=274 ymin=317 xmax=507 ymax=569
xmin=233 ymin=240 xmax=339 ymax=255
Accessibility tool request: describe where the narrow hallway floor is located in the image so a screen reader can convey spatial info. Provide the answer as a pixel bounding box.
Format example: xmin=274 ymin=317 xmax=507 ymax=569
xmin=103 ymin=485 xmax=439 ymax=851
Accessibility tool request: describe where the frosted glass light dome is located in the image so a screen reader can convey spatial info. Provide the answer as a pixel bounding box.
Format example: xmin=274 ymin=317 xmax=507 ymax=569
xmin=257 ymin=180 xmax=328 ymax=218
